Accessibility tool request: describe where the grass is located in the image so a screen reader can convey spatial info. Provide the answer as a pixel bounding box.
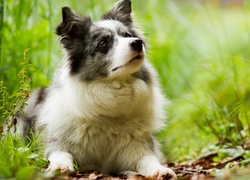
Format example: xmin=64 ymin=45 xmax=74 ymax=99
xmin=1 ymin=0 xmax=250 ymax=178
xmin=157 ymin=5 xmax=250 ymax=161
xmin=0 ymin=49 xmax=47 ymax=179
xmin=0 ymin=133 xmax=47 ymax=179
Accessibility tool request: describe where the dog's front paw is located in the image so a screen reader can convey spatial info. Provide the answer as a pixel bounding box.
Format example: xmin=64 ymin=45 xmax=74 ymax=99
xmin=46 ymin=160 xmax=75 ymax=173
xmin=46 ymin=151 xmax=75 ymax=173
xmin=147 ymin=166 xmax=177 ymax=180
xmin=137 ymin=155 xmax=177 ymax=180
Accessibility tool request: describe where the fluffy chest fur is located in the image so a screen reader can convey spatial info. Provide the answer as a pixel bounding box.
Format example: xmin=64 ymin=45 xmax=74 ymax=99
xmin=40 ymin=73 xmax=157 ymax=138
xmin=37 ymin=73 xmax=162 ymax=173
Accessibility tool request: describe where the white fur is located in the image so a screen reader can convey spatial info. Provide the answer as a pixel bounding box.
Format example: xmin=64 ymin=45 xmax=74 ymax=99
xmin=36 ymin=57 xmax=176 ymax=178
xmin=46 ymin=151 xmax=74 ymax=173
xmin=96 ymin=20 xmax=145 ymax=77
xmin=95 ymin=20 xmax=123 ymax=33
xmin=137 ymin=155 xmax=177 ymax=179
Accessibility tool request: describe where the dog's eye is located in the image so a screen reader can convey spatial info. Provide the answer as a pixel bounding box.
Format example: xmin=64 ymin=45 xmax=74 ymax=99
xmin=124 ymin=32 xmax=131 ymax=38
xmin=98 ymin=40 xmax=108 ymax=48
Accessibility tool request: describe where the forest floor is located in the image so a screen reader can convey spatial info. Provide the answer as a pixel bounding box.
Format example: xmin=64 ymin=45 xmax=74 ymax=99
xmin=50 ymin=150 xmax=250 ymax=180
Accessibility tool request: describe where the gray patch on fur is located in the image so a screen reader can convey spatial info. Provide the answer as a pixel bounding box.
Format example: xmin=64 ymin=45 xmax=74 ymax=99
xmin=16 ymin=88 xmax=47 ymax=141
xmin=56 ymin=7 xmax=116 ymax=81
xmin=132 ymin=65 xmax=152 ymax=84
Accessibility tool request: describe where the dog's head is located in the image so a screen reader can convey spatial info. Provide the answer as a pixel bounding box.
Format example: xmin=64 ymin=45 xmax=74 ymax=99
xmin=56 ymin=0 xmax=149 ymax=82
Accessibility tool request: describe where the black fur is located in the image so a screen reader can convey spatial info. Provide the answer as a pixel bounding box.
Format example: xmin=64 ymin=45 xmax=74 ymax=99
xmin=102 ymin=0 xmax=132 ymax=27
xmin=133 ymin=65 xmax=152 ymax=84
xmin=56 ymin=7 xmax=93 ymax=76
xmin=17 ymin=88 xmax=47 ymax=141
xmin=56 ymin=7 xmax=91 ymax=40
xmin=56 ymin=7 xmax=112 ymax=81
xmin=36 ymin=88 xmax=47 ymax=105
xmin=56 ymin=2 xmax=147 ymax=82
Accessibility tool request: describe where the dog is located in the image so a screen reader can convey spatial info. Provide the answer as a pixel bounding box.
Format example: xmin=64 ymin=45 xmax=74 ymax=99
xmin=17 ymin=0 xmax=177 ymax=179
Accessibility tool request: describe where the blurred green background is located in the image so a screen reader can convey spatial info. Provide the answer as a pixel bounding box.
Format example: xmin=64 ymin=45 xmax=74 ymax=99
xmin=1 ymin=0 xmax=250 ymax=175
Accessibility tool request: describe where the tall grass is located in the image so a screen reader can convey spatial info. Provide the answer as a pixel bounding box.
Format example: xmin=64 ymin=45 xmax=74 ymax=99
xmin=151 ymin=3 xmax=250 ymax=160
xmin=0 ymin=49 xmax=47 ymax=179
xmin=1 ymin=0 xmax=250 ymax=176
xmin=0 ymin=0 xmax=5 ymax=70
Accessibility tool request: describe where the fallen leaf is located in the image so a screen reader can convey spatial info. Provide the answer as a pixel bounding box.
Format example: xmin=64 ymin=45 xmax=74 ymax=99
xmin=88 ymin=172 xmax=103 ymax=180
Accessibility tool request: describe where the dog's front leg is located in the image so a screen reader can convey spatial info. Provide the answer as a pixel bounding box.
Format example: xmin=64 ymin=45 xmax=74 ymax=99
xmin=46 ymin=151 xmax=75 ymax=173
xmin=137 ymin=154 xmax=177 ymax=180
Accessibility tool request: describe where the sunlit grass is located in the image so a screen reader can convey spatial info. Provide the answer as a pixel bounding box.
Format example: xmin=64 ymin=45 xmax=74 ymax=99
xmin=148 ymin=3 xmax=250 ymax=160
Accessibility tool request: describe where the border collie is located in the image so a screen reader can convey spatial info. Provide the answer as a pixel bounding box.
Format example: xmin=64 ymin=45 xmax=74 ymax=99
xmin=17 ymin=0 xmax=176 ymax=179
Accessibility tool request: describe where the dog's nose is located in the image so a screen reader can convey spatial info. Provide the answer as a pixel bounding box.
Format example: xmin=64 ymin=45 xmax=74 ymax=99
xmin=130 ymin=39 xmax=143 ymax=52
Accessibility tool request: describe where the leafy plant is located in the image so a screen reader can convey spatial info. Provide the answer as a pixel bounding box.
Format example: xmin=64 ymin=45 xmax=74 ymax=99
xmin=0 ymin=49 xmax=47 ymax=179
xmin=0 ymin=49 xmax=33 ymax=132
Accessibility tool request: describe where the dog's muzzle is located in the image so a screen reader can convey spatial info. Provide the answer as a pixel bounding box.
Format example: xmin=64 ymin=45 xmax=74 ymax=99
xmin=111 ymin=38 xmax=144 ymax=72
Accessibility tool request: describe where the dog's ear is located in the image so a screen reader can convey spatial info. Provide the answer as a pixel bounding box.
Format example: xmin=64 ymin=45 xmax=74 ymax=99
xmin=62 ymin=6 xmax=75 ymax=23
xmin=56 ymin=7 xmax=91 ymax=39
xmin=102 ymin=0 xmax=132 ymax=27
